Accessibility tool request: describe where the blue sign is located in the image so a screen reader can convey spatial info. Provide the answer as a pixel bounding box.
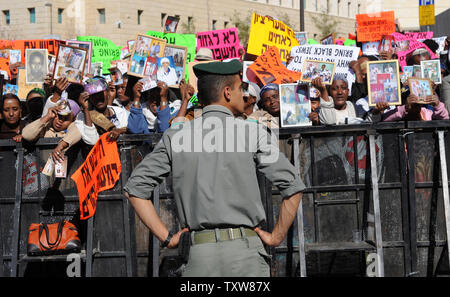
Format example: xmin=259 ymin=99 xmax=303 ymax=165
xmin=419 ymin=0 xmax=434 ymax=6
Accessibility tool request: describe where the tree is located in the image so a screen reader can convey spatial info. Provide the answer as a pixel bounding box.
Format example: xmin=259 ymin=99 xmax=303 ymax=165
xmin=311 ymin=0 xmax=340 ymax=40
xmin=229 ymin=10 xmax=253 ymax=47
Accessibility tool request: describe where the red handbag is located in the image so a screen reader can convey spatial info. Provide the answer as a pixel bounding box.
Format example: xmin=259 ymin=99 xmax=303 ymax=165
xmin=27 ymin=220 xmax=81 ymax=256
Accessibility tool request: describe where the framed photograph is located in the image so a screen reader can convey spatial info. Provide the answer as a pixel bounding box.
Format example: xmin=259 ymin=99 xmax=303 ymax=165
xmin=91 ymin=62 xmax=103 ymax=76
xmin=127 ymin=40 xmax=135 ymax=52
xmin=9 ymin=50 xmax=21 ymax=64
xmin=53 ymin=44 xmax=87 ymax=84
xmin=26 ymin=49 xmax=48 ymax=84
xmin=242 ymin=61 xmax=254 ymax=83
xmin=66 ymin=40 xmax=92 ymax=74
xmin=367 ymin=60 xmax=402 ymax=106
xmin=362 ymin=41 xmax=380 ymax=56
xmin=279 ymin=83 xmax=312 ymax=128
xmin=421 ymin=59 xmax=441 ymax=84
xmin=48 ymin=54 xmax=56 ymax=74
xmin=157 ymin=56 xmax=178 ymax=86
xmin=139 ymin=76 xmax=157 ymax=92
xmin=300 ymin=60 xmax=336 ymax=85
xmin=164 ymin=16 xmax=180 ymax=33
xmin=128 ymin=34 xmax=166 ymax=77
xmin=413 ymin=65 xmax=422 ymax=78
xmin=400 ymin=66 xmax=414 ymax=83
xmin=378 ymin=35 xmax=395 ymax=52
xmin=408 ymin=77 xmax=433 ymax=103
xmin=320 ymin=33 xmax=335 ymax=45
xmin=3 ymin=83 xmax=18 ymax=96
xmin=109 ymin=67 xmax=123 ymax=86
xmin=163 ymin=44 xmax=187 ymax=85
xmin=294 ymin=32 xmax=308 ymax=46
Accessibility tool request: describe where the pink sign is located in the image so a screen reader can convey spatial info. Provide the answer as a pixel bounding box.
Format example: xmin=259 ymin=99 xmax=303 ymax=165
xmin=404 ymin=32 xmax=434 ymax=40
xmin=391 ymin=33 xmax=437 ymax=70
xmin=196 ymin=28 xmax=241 ymax=60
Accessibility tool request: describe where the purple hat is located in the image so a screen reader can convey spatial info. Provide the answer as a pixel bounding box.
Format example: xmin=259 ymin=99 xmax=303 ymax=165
xmin=57 ymin=99 xmax=80 ymax=117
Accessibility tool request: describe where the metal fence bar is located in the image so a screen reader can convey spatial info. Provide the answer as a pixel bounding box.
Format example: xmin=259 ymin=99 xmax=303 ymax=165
xmin=368 ymin=131 xmax=384 ymax=277
xmin=437 ymin=130 xmax=450 ymax=272
xmin=151 ymin=185 xmax=160 ymax=277
xmin=11 ymin=144 xmax=24 ymax=277
xmin=293 ymin=137 xmax=307 ymax=277
xmin=406 ymin=132 xmax=418 ymax=275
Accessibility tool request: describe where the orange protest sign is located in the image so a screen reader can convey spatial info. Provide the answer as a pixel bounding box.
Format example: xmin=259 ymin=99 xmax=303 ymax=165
xmin=71 ymin=133 xmax=122 ymax=220
xmin=247 ymin=46 xmax=301 ymax=85
xmin=356 ymin=11 xmax=395 ymax=42
xmin=0 ymin=39 xmax=63 ymax=64
xmin=0 ymin=57 xmax=11 ymax=78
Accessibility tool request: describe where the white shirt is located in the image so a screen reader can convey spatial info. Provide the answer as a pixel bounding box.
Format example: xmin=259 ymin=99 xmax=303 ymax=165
xmin=157 ymin=66 xmax=179 ymax=86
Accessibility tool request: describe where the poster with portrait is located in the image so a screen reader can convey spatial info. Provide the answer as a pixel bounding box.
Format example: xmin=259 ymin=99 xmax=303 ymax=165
xmin=279 ymin=83 xmax=311 ymax=127
xmin=66 ymin=40 xmax=92 ymax=74
xmin=53 ymin=44 xmax=87 ymax=84
xmin=3 ymin=83 xmax=18 ymax=96
xmin=164 ymin=16 xmax=180 ymax=33
xmin=320 ymin=33 xmax=335 ymax=45
xmin=10 ymin=50 xmax=21 ymax=64
xmin=421 ymin=59 xmax=441 ymax=84
xmin=367 ymin=60 xmax=401 ymax=106
xmin=294 ymin=32 xmax=308 ymax=46
xmin=26 ymin=49 xmax=48 ymax=84
xmin=157 ymin=56 xmax=178 ymax=86
xmin=300 ymin=60 xmax=336 ymax=85
xmin=48 ymin=54 xmax=56 ymax=74
xmin=362 ymin=41 xmax=380 ymax=56
xmin=413 ymin=65 xmax=422 ymax=78
xmin=408 ymin=78 xmax=433 ymax=103
xmin=163 ymin=44 xmax=187 ymax=85
xmin=91 ymin=62 xmax=103 ymax=77
xmin=400 ymin=66 xmax=414 ymax=83
xmin=17 ymin=67 xmax=41 ymax=100
xmin=128 ymin=34 xmax=166 ymax=78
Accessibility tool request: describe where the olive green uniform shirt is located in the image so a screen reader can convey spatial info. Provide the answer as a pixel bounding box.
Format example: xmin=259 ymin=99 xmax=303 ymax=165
xmin=124 ymin=105 xmax=305 ymax=231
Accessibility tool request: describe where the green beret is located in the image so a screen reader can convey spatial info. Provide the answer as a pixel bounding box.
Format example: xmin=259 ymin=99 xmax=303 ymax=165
xmin=193 ymin=59 xmax=242 ymax=78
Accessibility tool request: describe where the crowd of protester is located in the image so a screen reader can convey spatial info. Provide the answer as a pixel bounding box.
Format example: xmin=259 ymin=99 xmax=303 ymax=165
xmin=0 ymin=32 xmax=450 ymax=163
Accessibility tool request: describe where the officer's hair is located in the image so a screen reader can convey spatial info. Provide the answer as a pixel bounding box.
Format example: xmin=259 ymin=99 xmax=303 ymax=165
xmin=197 ymin=74 xmax=237 ymax=106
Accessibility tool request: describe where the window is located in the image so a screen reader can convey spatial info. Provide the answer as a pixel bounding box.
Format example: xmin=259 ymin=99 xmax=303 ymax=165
xmin=28 ymin=8 xmax=35 ymax=24
xmin=212 ymin=19 xmax=217 ymax=30
xmin=337 ymin=0 xmax=341 ymax=15
xmin=138 ymin=10 xmax=143 ymax=25
xmin=161 ymin=13 xmax=166 ymax=27
xmin=3 ymin=10 xmax=9 ymax=25
xmin=188 ymin=16 xmax=193 ymax=28
xmin=98 ymin=9 xmax=105 ymax=24
xmin=58 ymin=8 xmax=63 ymax=24
xmin=224 ymin=21 xmax=229 ymax=28
xmin=358 ymin=3 xmax=361 ymax=14
xmin=348 ymin=2 xmax=351 ymax=17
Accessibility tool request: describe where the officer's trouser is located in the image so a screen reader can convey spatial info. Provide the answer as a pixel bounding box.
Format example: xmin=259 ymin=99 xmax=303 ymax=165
xmin=182 ymin=235 xmax=271 ymax=277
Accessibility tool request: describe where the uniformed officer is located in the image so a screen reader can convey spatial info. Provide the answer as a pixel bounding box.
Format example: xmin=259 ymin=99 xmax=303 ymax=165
xmin=124 ymin=59 xmax=305 ymax=277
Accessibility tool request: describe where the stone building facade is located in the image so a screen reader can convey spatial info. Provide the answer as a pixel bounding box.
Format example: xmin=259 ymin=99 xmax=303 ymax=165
xmin=0 ymin=0 xmax=366 ymax=47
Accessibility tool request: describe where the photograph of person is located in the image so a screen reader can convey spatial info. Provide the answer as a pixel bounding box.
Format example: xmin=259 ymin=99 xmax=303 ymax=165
xmin=129 ymin=35 xmax=165 ymax=77
xmin=320 ymin=33 xmax=335 ymax=45
xmin=164 ymin=16 xmax=180 ymax=33
xmin=53 ymin=44 xmax=87 ymax=84
xmin=279 ymin=83 xmax=311 ymax=127
xmin=413 ymin=65 xmax=422 ymax=78
xmin=26 ymin=49 xmax=48 ymax=84
xmin=421 ymin=59 xmax=442 ymax=84
xmin=156 ymin=56 xmax=178 ymax=86
xmin=301 ymin=60 xmax=335 ymax=85
xmin=9 ymin=50 xmax=21 ymax=64
xmin=144 ymin=56 xmax=158 ymax=81
xmin=163 ymin=45 xmax=187 ymax=84
xmin=362 ymin=42 xmax=380 ymax=56
xmin=109 ymin=67 xmax=123 ymax=86
xmin=408 ymin=78 xmax=433 ymax=103
xmin=66 ymin=40 xmax=92 ymax=73
xmin=367 ymin=60 xmax=401 ymax=106
xmin=401 ymin=66 xmax=414 ymax=83
xmin=295 ymin=32 xmax=308 ymax=46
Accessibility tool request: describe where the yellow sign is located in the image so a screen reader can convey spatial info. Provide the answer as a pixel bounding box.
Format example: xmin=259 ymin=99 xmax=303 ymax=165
xmin=247 ymin=13 xmax=299 ymax=62
xmin=419 ymin=5 xmax=435 ymax=26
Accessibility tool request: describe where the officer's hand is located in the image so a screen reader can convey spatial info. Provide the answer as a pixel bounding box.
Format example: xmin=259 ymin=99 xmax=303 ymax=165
xmin=253 ymin=227 xmax=283 ymax=247
xmin=167 ymin=228 xmax=190 ymax=249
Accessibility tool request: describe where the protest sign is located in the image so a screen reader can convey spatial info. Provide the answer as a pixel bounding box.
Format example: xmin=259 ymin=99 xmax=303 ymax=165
xmin=77 ymin=36 xmax=121 ymax=74
xmin=188 ymin=60 xmax=216 ymax=93
xmin=405 ymin=31 xmax=434 ymax=40
xmin=356 ymin=11 xmax=395 ymax=42
xmin=0 ymin=57 xmax=11 ymax=78
xmin=17 ymin=68 xmax=40 ymax=100
xmin=71 ymin=133 xmax=122 ymax=220
xmin=247 ymin=46 xmax=301 ymax=86
xmin=0 ymin=39 xmax=64 ymax=64
xmin=390 ymin=32 xmax=437 ymax=70
xmin=288 ymin=44 xmax=361 ymax=91
xmin=247 ymin=13 xmax=299 ymax=62
xmin=196 ymin=27 xmax=241 ymax=60
xmin=146 ymin=30 xmax=196 ymax=80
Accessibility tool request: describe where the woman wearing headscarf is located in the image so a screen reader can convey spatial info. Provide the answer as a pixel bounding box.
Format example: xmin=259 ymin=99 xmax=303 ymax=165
xmin=23 ymin=88 xmax=46 ymax=123
xmin=0 ymin=93 xmax=26 ymax=142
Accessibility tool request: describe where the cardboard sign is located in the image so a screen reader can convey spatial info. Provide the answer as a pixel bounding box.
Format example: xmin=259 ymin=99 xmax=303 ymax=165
xmin=187 ymin=60 xmax=216 ymax=93
xmin=196 ymin=28 xmax=241 ymax=60
xmin=17 ymin=68 xmax=40 ymax=100
xmin=404 ymin=32 xmax=434 ymax=40
xmin=288 ymin=44 xmax=361 ymax=91
xmin=146 ymin=30 xmax=196 ymax=80
xmin=391 ymin=32 xmax=438 ymax=70
xmin=247 ymin=46 xmax=301 ymax=86
xmin=77 ymin=36 xmax=121 ymax=74
xmin=356 ymin=11 xmax=396 ymax=42
xmin=247 ymin=13 xmax=299 ymax=62
xmin=71 ymin=133 xmax=122 ymax=220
